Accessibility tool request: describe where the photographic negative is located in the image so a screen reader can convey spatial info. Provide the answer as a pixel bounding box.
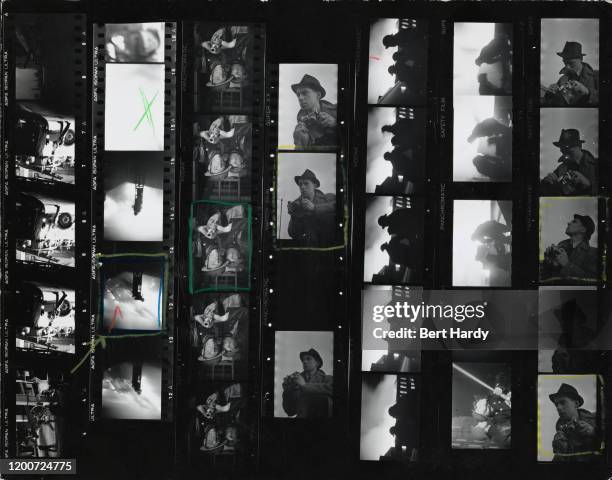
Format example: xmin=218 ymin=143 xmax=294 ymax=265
xmin=15 ymin=281 xmax=75 ymax=354
xmin=16 ymin=368 xmax=69 ymax=457
xmin=274 ymin=331 xmax=333 ymax=419
xmin=538 ymin=374 xmax=604 ymax=461
xmin=360 ymin=374 xmax=419 ymax=461
xmin=278 ymin=64 xmax=338 ymax=151
xmin=100 ymin=339 xmax=163 ymax=420
xmin=100 ymin=255 xmax=166 ymax=332
xmin=190 ymin=201 xmax=251 ymax=292
xmin=453 ymin=200 xmax=512 ymax=287
xmin=194 ymin=24 xmax=254 ymax=113
xmin=540 ymin=108 xmax=598 ymax=196
xmin=103 ymin=153 xmax=164 ymax=242
xmin=362 ymin=285 xmax=421 ymax=373
xmin=192 ymin=382 xmax=249 ymax=455
xmin=191 ymin=293 xmax=249 ymax=381
xmin=453 ymin=23 xmax=512 ymax=96
xmin=105 ymin=23 xmax=165 ymax=63
xmin=539 ymin=196 xmax=599 ymax=283
xmin=14 ymin=15 xmax=78 ymax=186
xmin=104 ymin=63 xmax=165 ymax=151
xmin=541 ymin=19 xmax=599 ymax=107
xmin=193 ymin=115 xmax=252 ymax=202
xmin=276 ymin=152 xmax=338 ymax=248
xmin=368 ymin=19 xmax=427 ymax=106
xmin=366 ymin=107 xmax=425 ymax=195
xmin=453 ymin=95 xmax=512 ymax=182
xmin=364 ymin=196 xmax=424 ymax=284
xmin=452 ymin=362 xmax=511 ymax=449
xmin=15 ymin=190 xmax=75 ymax=267
xmin=538 ymin=287 xmax=603 ymax=373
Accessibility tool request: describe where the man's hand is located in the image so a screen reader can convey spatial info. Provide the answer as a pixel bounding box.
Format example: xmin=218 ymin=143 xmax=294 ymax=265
xmin=553 ymin=431 xmax=569 ymax=453
xmin=569 ymin=171 xmax=591 ymax=188
xmin=555 ymin=248 xmax=569 ymax=267
xmin=318 ymin=112 xmax=336 ymax=128
xmin=294 ymin=122 xmax=311 ymax=147
xmin=543 ymin=172 xmax=558 ymax=184
xmin=575 ymin=420 xmax=595 ymax=437
xmin=569 ymin=80 xmax=589 ymax=97
xmin=301 ymin=199 xmax=315 ymax=212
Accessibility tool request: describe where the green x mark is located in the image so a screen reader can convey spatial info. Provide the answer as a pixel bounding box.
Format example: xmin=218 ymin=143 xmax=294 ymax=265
xmin=133 ymin=87 xmax=159 ymax=132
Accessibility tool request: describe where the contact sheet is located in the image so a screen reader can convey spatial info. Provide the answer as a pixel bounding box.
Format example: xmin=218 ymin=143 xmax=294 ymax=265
xmin=1 ymin=2 xmax=612 ymax=480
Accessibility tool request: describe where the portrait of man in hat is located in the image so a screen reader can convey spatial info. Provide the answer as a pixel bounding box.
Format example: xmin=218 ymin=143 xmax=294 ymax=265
xmin=281 ymin=348 xmax=333 ymax=418
xmin=541 ymin=129 xmax=597 ymax=196
xmin=548 ymin=383 xmax=600 ymax=461
xmin=286 ymin=168 xmax=336 ymax=247
xmin=291 ymin=74 xmax=338 ymax=149
xmin=541 ymin=213 xmax=598 ymax=281
xmin=543 ymin=41 xmax=599 ymax=106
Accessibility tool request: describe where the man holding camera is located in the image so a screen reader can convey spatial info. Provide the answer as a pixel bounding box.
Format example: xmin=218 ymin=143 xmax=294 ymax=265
xmin=291 ymin=74 xmax=337 ymax=149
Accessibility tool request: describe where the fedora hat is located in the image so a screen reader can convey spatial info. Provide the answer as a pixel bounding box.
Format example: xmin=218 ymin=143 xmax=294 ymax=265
xmin=299 ymin=348 xmax=323 ymax=369
xmin=549 ymin=383 xmax=584 ymax=407
xmin=553 ymin=129 xmax=585 ymax=148
xmin=557 ymin=41 xmax=586 ymax=60
xmin=291 ymin=74 xmax=326 ymax=99
xmin=574 ymin=214 xmax=595 ymax=239
xmin=294 ymin=169 xmax=320 ymax=188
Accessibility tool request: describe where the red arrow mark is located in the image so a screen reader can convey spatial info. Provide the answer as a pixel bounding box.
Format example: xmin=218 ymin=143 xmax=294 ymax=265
xmin=108 ymin=305 xmax=123 ymax=333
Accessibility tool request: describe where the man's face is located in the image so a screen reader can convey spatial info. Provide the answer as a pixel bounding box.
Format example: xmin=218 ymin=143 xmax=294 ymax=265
xmin=298 ymin=179 xmax=316 ymax=199
xmin=559 ymin=144 xmax=581 ymax=161
xmin=295 ymin=87 xmax=321 ymax=112
xmin=565 ymin=218 xmax=586 ymax=237
xmin=563 ymin=58 xmax=583 ymax=74
xmin=554 ymin=396 xmax=580 ymax=420
xmin=301 ymin=354 xmax=318 ymax=373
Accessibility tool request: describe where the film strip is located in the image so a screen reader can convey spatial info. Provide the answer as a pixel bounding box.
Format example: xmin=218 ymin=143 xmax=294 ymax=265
xmin=1 ymin=12 xmax=89 ymax=458
xmin=89 ymin=22 xmax=177 ymax=422
xmin=179 ymin=22 xmax=266 ymax=470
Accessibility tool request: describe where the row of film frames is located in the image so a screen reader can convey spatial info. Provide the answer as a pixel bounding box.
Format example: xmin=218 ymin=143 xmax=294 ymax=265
xmin=259 ymin=58 xmax=351 ymax=439
xmin=1 ymin=13 xmax=89 ymax=458
xmin=356 ymin=17 xmax=430 ymax=464
xmin=180 ymin=22 xmax=265 ymax=470
xmin=90 ymin=22 xmax=177 ymax=423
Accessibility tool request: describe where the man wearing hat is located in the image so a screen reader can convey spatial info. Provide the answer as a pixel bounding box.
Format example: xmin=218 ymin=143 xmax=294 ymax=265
xmin=291 ymin=74 xmax=337 ymax=149
xmin=548 ymin=383 xmax=600 ymax=461
xmin=541 ymin=129 xmax=597 ymax=195
xmin=541 ymin=213 xmax=598 ymax=281
xmin=545 ymin=41 xmax=598 ymax=106
xmin=281 ymin=348 xmax=333 ymax=418
xmin=378 ymin=206 xmax=420 ymax=240
xmin=287 ymin=169 xmax=336 ymax=247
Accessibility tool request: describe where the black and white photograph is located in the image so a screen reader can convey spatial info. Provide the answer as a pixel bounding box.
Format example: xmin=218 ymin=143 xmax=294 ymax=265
xmin=194 ymin=24 xmax=254 ymax=113
xmin=538 ymin=374 xmax=603 ymax=462
xmin=276 ymin=152 xmax=338 ymax=248
xmin=105 ymin=23 xmax=165 ymax=63
xmin=368 ymin=19 xmax=427 ymax=106
xmin=194 ymin=115 xmax=252 ymax=202
xmin=16 ymin=368 xmax=69 ymax=457
xmin=540 ymin=109 xmax=598 ymax=196
xmin=100 ymin=339 xmax=163 ymax=420
xmin=15 ymin=190 xmax=75 ymax=267
xmin=190 ymin=201 xmax=251 ymax=292
xmin=452 ymin=362 xmax=511 ymax=449
xmin=453 ymin=95 xmax=512 ymax=182
xmin=274 ymin=331 xmax=333 ymax=419
xmin=190 ymin=293 xmax=249 ymax=381
xmin=364 ymin=196 xmax=423 ymax=284
xmin=362 ymin=285 xmax=422 ymax=373
xmin=541 ymin=19 xmax=599 ymax=107
xmin=278 ymin=64 xmax=338 ymax=151
xmin=14 ymin=281 xmax=75 ymax=354
xmin=105 ymin=63 xmax=165 ymax=151
xmin=14 ymin=15 xmax=77 ymax=186
xmin=453 ymin=23 xmax=512 ymax=96
xmin=360 ymin=374 xmax=420 ymax=461
xmin=100 ymin=255 xmax=166 ymax=332
xmin=103 ymin=153 xmax=164 ymax=242
xmin=538 ymin=287 xmax=603 ymax=373
xmin=539 ymin=197 xmax=599 ymax=283
xmin=453 ymin=200 xmax=512 ymax=287
xmin=366 ymin=107 xmax=425 ymax=195
xmin=191 ymin=382 xmax=250 ymax=456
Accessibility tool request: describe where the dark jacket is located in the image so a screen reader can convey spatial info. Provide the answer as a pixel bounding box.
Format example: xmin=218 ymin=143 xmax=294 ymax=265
xmin=294 ymin=100 xmax=337 ymax=149
xmin=558 ymin=62 xmax=599 ymax=106
xmin=287 ymin=189 xmax=336 ymax=247
xmin=553 ymin=408 xmax=601 ymax=461
xmin=282 ymin=369 xmax=333 ymax=418
xmin=546 ymin=149 xmax=597 ymax=195
xmin=542 ymin=239 xmax=598 ymax=281
xmin=383 ymin=208 xmax=420 ymax=239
